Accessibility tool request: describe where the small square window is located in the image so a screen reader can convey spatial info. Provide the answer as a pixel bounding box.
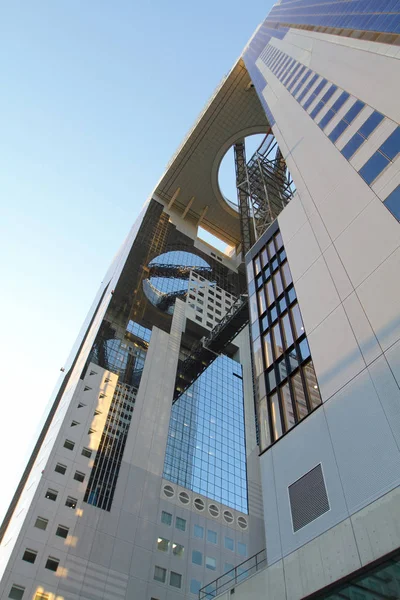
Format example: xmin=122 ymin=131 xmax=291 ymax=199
xmin=34 ymin=517 xmax=48 ymax=531
xmin=56 ymin=525 xmax=69 ymax=539
xmin=192 ymin=550 xmax=202 ymax=565
xmin=161 ymin=511 xmax=172 ymax=526
xmin=195 ymin=315 xmax=202 ymax=322
xmin=45 ymin=556 xmax=59 ymax=572
xmin=8 ymin=585 xmax=25 ymax=600
xmin=22 ymin=549 xmax=37 ymax=564
xmin=224 ymin=562 xmax=234 ymax=573
xmin=207 ymin=530 xmax=217 ymax=544
xmin=65 ymin=496 xmax=77 ymax=509
xmin=206 ymin=556 xmax=216 ymax=570
xmin=194 ymin=524 xmax=204 ymax=538
xmin=172 ymin=542 xmax=184 ymax=557
xmin=63 ymin=439 xmax=75 ymax=451
xmin=157 ymin=537 xmax=169 ymax=552
xmin=190 ymin=579 xmax=201 ymax=595
xmin=81 ymin=447 xmax=92 ymax=458
xmin=45 ymin=489 xmax=58 ymax=501
xmin=154 ymin=565 xmax=166 ymax=583
xmin=169 ymin=571 xmax=182 ymax=589
xmin=224 ymin=536 xmax=234 ymax=551
xmin=74 ymin=471 xmax=85 ymax=483
xmin=55 ymin=463 xmax=67 ymax=475
xmin=237 ymin=542 xmax=247 ymax=556
xmin=175 ymin=516 xmax=186 ymax=531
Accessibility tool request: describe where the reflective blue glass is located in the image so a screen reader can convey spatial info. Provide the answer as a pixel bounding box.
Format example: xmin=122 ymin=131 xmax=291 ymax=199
xmin=319 ymin=91 xmax=350 ymax=129
xmin=303 ymin=78 xmax=327 ymax=110
xmin=237 ymin=542 xmax=247 ymax=557
xmin=143 ymin=250 xmax=213 ymax=315
xmin=126 ymin=320 xmax=151 ymax=343
xmin=329 ymin=100 xmax=365 ymax=142
xmin=298 ymin=73 xmax=318 ymax=102
xmin=359 ymin=151 xmax=390 ymax=185
xmin=359 ymin=111 xmax=384 ymax=138
xmin=292 ymin=69 xmax=311 ymax=96
xmin=384 ymin=185 xmax=400 ymax=221
xmin=380 ymin=126 xmax=400 ymax=160
xmin=341 ymin=133 xmax=365 ymax=160
xmin=163 ymin=355 xmax=248 ymax=513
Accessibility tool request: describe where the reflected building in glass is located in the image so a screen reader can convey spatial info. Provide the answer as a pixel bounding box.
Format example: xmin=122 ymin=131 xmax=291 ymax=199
xmin=1 ymin=2 xmax=400 ymax=600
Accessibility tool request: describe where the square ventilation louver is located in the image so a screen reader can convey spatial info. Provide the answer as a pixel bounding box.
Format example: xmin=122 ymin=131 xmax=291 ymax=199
xmin=288 ymin=464 xmax=330 ymax=532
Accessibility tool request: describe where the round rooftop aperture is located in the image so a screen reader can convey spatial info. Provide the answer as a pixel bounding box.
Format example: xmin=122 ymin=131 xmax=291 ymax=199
xmin=143 ymin=250 xmax=213 ymax=315
xmin=218 ymin=133 xmax=266 ymax=211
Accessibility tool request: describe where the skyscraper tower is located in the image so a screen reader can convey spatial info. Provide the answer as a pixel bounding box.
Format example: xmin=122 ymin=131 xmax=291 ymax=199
xmin=1 ymin=2 xmax=400 ymax=600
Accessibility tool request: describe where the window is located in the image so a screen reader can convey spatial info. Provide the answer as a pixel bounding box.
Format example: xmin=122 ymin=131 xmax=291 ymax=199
xmin=384 ymin=185 xmax=400 ymax=221
xmin=74 ymin=471 xmax=85 ymax=483
xmin=359 ymin=151 xmax=390 ymax=185
xmin=56 ymin=525 xmax=69 ymax=539
xmin=224 ymin=563 xmax=234 ymax=573
xmin=45 ymin=489 xmax=58 ymax=501
xmin=237 ymin=542 xmax=247 ymax=557
xmin=169 ymin=571 xmax=182 ymax=589
xmin=22 ymin=549 xmax=37 ymax=564
xmin=175 ymin=516 xmax=186 ymax=531
xmin=154 ymin=566 xmax=166 ymax=583
xmin=34 ymin=594 xmax=49 ymax=600
xmin=157 ymin=537 xmax=169 ymax=552
xmin=207 ymin=530 xmax=217 ymax=544
xmin=81 ymin=447 xmax=92 ymax=458
xmin=45 ymin=556 xmax=59 ymax=572
xmin=63 ymin=439 xmax=75 ymax=451
xmin=190 ymin=579 xmax=202 ymax=595
xmin=194 ymin=524 xmax=204 ymax=538
xmin=34 ymin=517 xmax=48 ymax=531
xmin=55 ymin=463 xmax=67 ymax=475
xmin=8 ymin=586 xmax=25 ymax=600
xmin=329 ymin=100 xmax=365 ymax=143
xmin=65 ymin=496 xmax=77 ymax=509
xmin=206 ymin=556 xmax=216 ymax=570
xmin=192 ymin=550 xmax=203 ymax=565
xmin=172 ymin=542 xmax=184 ymax=557
xmin=161 ymin=511 xmax=172 ymax=526
xmin=224 ymin=536 xmax=234 ymax=551
xmin=71 ymin=420 xmax=79 ymax=427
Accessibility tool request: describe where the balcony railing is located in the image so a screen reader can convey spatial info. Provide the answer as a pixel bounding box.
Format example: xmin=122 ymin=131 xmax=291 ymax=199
xmin=199 ymin=548 xmax=267 ymax=599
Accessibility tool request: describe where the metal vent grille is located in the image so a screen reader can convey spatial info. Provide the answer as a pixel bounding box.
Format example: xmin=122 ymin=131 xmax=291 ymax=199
xmin=288 ymin=464 xmax=329 ymax=532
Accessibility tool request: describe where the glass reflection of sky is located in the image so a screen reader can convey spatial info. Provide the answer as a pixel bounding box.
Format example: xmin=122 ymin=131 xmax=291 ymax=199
xmin=143 ymin=250 xmax=213 ymax=315
xmin=163 ymin=355 xmax=248 ymax=514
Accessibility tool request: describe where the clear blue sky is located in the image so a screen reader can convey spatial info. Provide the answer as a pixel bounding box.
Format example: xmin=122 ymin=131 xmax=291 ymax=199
xmin=0 ymin=1 xmax=272 ymax=523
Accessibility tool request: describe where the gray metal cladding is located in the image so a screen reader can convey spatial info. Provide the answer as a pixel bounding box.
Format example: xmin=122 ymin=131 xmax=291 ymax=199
xmin=288 ymin=464 xmax=330 ymax=532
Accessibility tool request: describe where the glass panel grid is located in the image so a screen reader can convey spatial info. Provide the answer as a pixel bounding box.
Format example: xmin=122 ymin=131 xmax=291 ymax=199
xmin=163 ymin=355 xmax=248 ymax=513
xmin=249 ymin=230 xmax=322 ymax=451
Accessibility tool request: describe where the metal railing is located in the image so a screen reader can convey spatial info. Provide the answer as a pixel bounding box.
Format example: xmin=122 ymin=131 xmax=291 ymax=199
xmin=199 ymin=548 xmax=267 ymax=599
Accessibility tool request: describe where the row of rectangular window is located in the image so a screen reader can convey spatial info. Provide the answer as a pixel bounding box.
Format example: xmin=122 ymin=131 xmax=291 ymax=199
xmin=63 ymin=438 xmax=92 ymax=458
xmin=22 ymin=548 xmax=60 ymax=572
xmin=161 ymin=510 xmax=186 ymax=531
xmin=154 ymin=566 xmax=182 ymax=588
xmin=160 ymin=513 xmax=247 ymax=555
xmin=261 ymin=42 xmax=400 ymax=195
xmin=55 ymin=462 xmax=85 ymax=482
xmin=248 ymin=230 xmax=322 ymax=451
xmin=45 ymin=488 xmax=77 ymax=508
xmin=34 ymin=516 xmax=69 ymax=538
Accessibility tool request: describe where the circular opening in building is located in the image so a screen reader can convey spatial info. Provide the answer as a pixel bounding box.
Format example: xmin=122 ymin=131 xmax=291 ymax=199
xmin=237 ymin=516 xmax=248 ymax=530
xmin=218 ymin=134 xmax=266 ymax=211
xmin=194 ymin=498 xmax=205 ymax=511
xmin=179 ymin=491 xmax=190 ymax=504
xmin=143 ymin=250 xmax=214 ymax=315
xmin=223 ymin=510 xmax=234 ymax=523
xmin=163 ymin=484 xmax=175 ymax=498
xmin=208 ymin=504 xmax=220 ymax=518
